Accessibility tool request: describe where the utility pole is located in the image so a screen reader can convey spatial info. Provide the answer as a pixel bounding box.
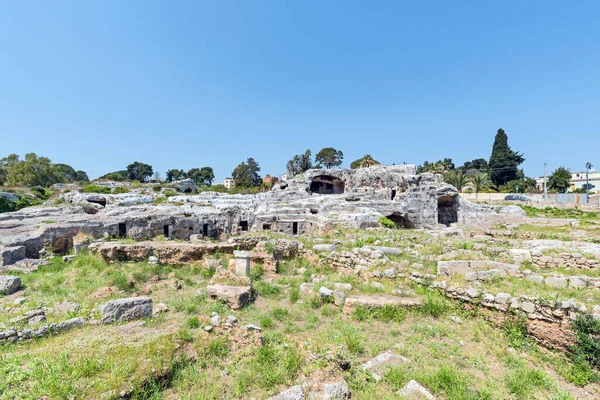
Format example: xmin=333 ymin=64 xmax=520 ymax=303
xmin=543 ymin=162 xmax=547 ymax=203
xmin=586 ymin=162 xmax=593 ymax=204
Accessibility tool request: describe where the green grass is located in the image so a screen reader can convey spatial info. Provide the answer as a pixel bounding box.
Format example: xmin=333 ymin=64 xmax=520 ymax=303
xmin=520 ymin=205 xmax=598 ymax=221
xmin=1 ymin=231 xmax=598 ymax=399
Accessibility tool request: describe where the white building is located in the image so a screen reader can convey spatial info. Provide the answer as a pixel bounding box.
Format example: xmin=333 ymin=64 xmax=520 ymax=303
xmin=223 ymin=178 xmax=235 ymax=190
xmin=570 ymin=170 xmax=600 ymax=193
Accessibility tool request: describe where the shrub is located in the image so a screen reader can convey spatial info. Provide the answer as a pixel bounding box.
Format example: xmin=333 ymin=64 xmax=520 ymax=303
xmin=379 ymin=216 xmax=396 ymax=229
xmin=571 ymin=314 xmax=600 ymax=369
xmin=289 ymin=286 xmax=300 ymax=303
xmin=249 ymin=264 xmax=264 ymax=280
xmin=186 ymin=316 xmax=200 ymax=329
xmin=31 ymin=186 xmax=51 ymax=200
xmin=83 ymin=185 xmax=111 ymax=194
xmin=163 ymin=189 xmax=178 ymax=198
xmin=111 ymin=187 xmax=130 ymax=194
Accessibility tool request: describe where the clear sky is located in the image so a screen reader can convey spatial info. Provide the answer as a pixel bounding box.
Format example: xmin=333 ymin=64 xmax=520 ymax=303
xmin=1 ymin=1 xmax=599 ymax=182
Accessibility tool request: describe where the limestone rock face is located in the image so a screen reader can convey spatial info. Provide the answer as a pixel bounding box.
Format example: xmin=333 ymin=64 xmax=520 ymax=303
xmin=100 ymin=297 xmax=153 ymax=324
xmin=0 ymin=276 xmax=22 ymax=295
xmin=168 ymin=178 xmax=197 ymax=193
xmin=0 ymin=165 xmax=503 ymax=268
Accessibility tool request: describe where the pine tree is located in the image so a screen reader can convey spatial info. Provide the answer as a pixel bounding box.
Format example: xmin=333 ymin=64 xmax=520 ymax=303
xmin=488 ymin=129 xmax=524 ymax=186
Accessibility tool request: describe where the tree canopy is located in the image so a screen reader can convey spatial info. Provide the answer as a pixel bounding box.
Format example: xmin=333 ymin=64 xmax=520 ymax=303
xmin=0 ymin=153 xmax=88 ymax=187
xmin=126 ymin=162 xmax=154 ymax=182
xmin=457 ymin=158 xmax=489 ymax=175
xmin=350 ymin=154 xmax=380 ymax=169
xmin=232 ymin=158 xmax=261 ymax=188
xmin=99 ymin=170 xmax=128 ymax=181
xmin=548 ymin=166 xmax=571 ymax=193
xmin=166 ymin=169 xmax=187 ymax=182
xmin=488 ymin=129 xmax=525 ymax=186
xmin=315 ymin=147 xmax=343 ymax=169
xmin=416 ymin=158 xmax=455 ymax=174
xmin=286 ymin=149 xmax=313 ymax=176
xmin=187 ymin=167 xmax=215 ymax=186
xmin=165 ymin=167 xmax=214 ymax=186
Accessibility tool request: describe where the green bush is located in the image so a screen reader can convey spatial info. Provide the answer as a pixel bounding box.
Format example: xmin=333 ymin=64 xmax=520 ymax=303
xmin=31 ymin=186 xmax=51 ymax=200
xmin=163 ymin=189 xmax=178 ymax=198
xmin=379 ymin=216 xmax=396 ymax=229
xmin=83 ymin=185 xmax=111 ymax=194
xmin=571 ymin=314 xmax=600 ymax=369
xmin=186 ymin=316 xmax=200 ymax=329
xmin=0 ymin=195 xmax=40 ymax=213
xmin=111 ymin=187 xmax=130 ymax=194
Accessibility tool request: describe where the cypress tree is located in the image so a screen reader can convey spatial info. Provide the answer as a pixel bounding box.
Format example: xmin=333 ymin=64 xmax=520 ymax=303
xmin=488 ymin=128 xmax=524 ymax=186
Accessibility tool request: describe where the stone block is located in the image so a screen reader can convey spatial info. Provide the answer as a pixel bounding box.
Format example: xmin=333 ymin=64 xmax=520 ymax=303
xmin=0 ymin=246 xmax=26 ymax=267
xmin=207 ymin=284 xmax=254 ymax=310
xmin=545 ymin=277 xmax=567 ymax=288
xmin=509 ymin=249 xmax=532 ymax=263
xmin=495 ymin=293 xmax=511 ymax=305
xmin=521 ymin=301 xmax=536 ymax=314
xmin=100 ymin=297 xmax=153 ymax=324
xmin=569 ymin=276 xmax=587 ymax=289
xmin=0 ymin=276 xmax=22 ymax=295
xmin=397 ymin=380 xmax=435 ymax=400
xmin=234 ymin=250 xmax=251 ymax=276
xmin=313 ymin=244 xmax=338 ymax=253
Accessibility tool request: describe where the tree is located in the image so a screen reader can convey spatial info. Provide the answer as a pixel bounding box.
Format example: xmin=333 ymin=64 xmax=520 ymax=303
xmin=286 ymin=149 xmax=313 ymax=176
xmin=99 ymin=170 xmax=128 ymax=181
xmin=548 ymin=166 xmax=571 ymax=193
xmin=6 ymin=153 xmax=63 ymax=187
xmin=488 ymin=129 xmax=525 ymax=186
xmin=0 ymin=154 xmax=21 ymax=186
xmin=457 ymin=158 xmax=489 ymax=175
xmin=187 ymin=167 xmax=215 ymax=187
xmin=54 ymin=163 xmax=78 ymax=182
xmin=75 ymin=170 xmax=89 ymax=182
xmin=445 ymin=172 xmax=468 ymax=192
xmin=153 ymin=171 xmax=161 ymax=181
xmin=469 ymin=173 xmax=491 ymax=199
xmin=127 ymin=162 xmax=154 ymax=182
xmin=166 ymin=169 xmax=187 ymax=182
xmin=350 ymin=154 xmax=381 ymax=169
xmin=417 ymin=158 xmax=455 ymax=175
xmin=232 ymin=158 xmax=261 ymax=188
xmin=315 ymin=147 xmax=343 ymax=169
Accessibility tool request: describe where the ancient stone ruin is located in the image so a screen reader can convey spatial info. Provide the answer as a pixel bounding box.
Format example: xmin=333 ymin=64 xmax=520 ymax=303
xmin=0 ymin=165 xmax=511 ymax=267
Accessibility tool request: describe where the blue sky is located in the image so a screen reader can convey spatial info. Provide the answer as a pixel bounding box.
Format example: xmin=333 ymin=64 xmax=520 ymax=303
xmin=1 ymin=1 xmax=599 ymax=182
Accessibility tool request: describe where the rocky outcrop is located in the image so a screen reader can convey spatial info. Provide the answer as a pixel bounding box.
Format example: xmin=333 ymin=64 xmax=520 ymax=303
xmin=0 ymin=166 xmax=503 ymax=268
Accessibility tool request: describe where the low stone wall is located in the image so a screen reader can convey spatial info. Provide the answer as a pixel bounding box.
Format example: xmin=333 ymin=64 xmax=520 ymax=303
xmin=437 ymin=260 xmax=519 ymax=277
xmin=408 ymin=272 xmax=596 ymax=350
xmin=533 ymin=252 xmax=600 ymax=270
xmin=0 ymin=317 xmax=85 ymax=343
xmin=521 ymin=271 xmax=600 ymax=289
xmin=324 ymin=247 xmax=390 ymax=274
